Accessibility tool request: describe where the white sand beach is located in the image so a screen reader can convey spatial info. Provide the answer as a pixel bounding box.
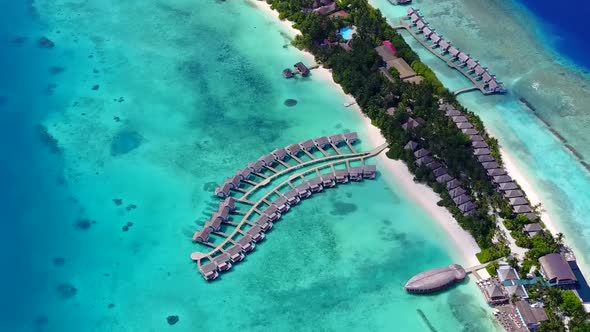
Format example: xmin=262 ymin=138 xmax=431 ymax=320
xmin=252 ymin=0 xmax=482 ymax=267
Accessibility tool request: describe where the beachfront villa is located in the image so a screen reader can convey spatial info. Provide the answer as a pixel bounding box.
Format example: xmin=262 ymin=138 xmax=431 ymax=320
xmin=375 ymin=40 xmax=423 ymax=84
xmin=538 ymin=253 xmax=578 ymax=288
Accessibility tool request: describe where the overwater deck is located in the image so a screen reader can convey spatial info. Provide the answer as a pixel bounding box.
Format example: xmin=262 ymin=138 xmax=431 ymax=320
xmin=192 ymin=133 xmax=387 ymax=281
xmin=394 ymin=7 xmax=505 ymax=96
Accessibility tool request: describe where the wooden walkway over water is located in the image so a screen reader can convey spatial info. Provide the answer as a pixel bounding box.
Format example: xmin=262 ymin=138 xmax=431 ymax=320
xmin=191 ymin=138 xmax=388 ymax=280
xmin=395 ymin=17 xmax=503 ymax=96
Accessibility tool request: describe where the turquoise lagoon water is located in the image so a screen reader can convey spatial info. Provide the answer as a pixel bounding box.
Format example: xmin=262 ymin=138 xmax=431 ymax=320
xmin=371 ymin=0 xmax=590 ymax=274
xmin=1 ymin=0 xmax=501 ymax=331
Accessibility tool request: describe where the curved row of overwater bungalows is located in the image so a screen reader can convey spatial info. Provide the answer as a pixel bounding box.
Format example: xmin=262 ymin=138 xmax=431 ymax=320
xmin=406 ymin=7 xmax=504 ymax=94
xmin=439 ymin=103 xmax=536 ymax=220
xmin=214 ymin=132 xmax=359 ymax=198
xmin=193 ymin=164 xmax=376 ymax=280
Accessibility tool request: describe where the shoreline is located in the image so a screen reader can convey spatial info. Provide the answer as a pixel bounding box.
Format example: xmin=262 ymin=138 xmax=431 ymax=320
xmin=251 ymin=0 xmax=481 ymax=267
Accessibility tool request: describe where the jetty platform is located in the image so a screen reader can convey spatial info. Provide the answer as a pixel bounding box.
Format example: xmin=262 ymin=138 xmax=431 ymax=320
xmin=395 ymin=7 xmax=505 ymax=96
xmin=192 ymin=133 xmax=387 ymax=281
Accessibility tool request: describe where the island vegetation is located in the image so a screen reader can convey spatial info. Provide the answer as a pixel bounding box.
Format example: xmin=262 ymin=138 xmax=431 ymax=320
xmin=266 ymin=0 xmax=589 ymax=329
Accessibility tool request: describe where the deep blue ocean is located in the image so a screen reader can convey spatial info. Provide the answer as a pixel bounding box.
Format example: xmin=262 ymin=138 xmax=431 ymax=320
xmin=517 ymin=0 xmax=590 ymax=71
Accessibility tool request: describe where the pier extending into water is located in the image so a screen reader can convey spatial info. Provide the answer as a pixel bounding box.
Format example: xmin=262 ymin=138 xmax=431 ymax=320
xmin=191 ymin=133 xmax=387 ymax=281
xmin=395 ymin=8 xmax=505 ymax=96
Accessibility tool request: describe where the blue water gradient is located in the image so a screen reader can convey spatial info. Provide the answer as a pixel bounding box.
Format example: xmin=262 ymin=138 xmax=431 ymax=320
xmin=517 ymin=0 xmax=590 ymax=71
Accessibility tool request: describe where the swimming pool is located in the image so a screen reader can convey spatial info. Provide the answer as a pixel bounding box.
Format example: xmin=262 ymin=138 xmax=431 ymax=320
xmin=339 ymin=26 xmax=354 ymax=40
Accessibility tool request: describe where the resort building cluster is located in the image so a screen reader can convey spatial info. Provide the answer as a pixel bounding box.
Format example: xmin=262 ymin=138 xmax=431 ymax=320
xmin=192 ymin=133 xmax=385 ymax=280
xmin=375 ymin=40 xmax=423 ymax=84
xmin=400 ymin=8 xmax=505 ymax=95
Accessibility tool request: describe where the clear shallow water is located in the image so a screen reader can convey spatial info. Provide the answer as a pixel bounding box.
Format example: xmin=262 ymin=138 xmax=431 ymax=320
xmin=370 ymin=0 xmax=590 ymax=275
xmin=1 ymin=0 xmax=499 ymax=331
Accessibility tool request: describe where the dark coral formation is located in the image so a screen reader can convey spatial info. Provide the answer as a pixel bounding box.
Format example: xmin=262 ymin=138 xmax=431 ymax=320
xmin=56 ymin=282 xmax=77 ymax=299
xmin=284 ymin=98 xmax=298 ymax=107
xmin=125 ymin=204 xmax=137 ymax=211
xmin=74 ymin=218 xmax=96 ymax=230
xmin=36 ymin=124 xmax=60 ymax=153
xmin=110 ymin=130 xmax=142 ymax=156
xmin=53 ymin=257 xmax=65 ymax=266
xmin=91 ymin=84 xmax=100 ymax=90
xmin=329 ymin=201 xmax=357 ymax=216
xmin=49 ymin=66 xmax=65 ymax=75
xmin=166 ymin=315 xmax=179 ymax=325
xmin=37 ymin=37 xmax=55 ymax=49
xmin=112 ymin=198 xmax=123 ymax=206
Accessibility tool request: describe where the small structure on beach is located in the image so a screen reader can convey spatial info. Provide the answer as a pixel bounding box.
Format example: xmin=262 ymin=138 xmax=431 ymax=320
xmin=404 ymin=264 xmax=466 ymax=294
xmin=294 ymin=62 xmax=310 ymax=76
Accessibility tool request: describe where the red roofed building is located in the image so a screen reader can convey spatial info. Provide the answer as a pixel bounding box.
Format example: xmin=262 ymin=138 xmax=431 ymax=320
xmin=329 ymin=10 xmax=349 ymax=18
xmin=383 ymin=40 xmax=397 ymax=56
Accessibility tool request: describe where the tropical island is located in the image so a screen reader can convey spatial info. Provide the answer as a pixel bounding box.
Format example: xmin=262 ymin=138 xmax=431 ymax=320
xmin=260 ymin=0 xmax=590 ymax=330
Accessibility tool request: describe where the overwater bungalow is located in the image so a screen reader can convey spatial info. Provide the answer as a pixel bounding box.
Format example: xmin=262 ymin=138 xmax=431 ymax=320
xmin=273 ymin=196 xmax=290 ymax=213
xmin=509 ymin=197 xmax=528 ymax=206
xmin=436 ymin=173 xmax=453 ymax=183
xmin=430 ymin=33 xmax=442 ymax=45
xmin=362 ymin=165 xmax=377 ymax=179
xmin=504 ymin=190 xmax=524 ymax=198
xmin=192 ymin=227 xmax=212 ymax=243
xmin=477 ymin=154 xmax=495 ymax=162
xmin=217 ymin=206 xmax=231 ymax=221
xmin=335 ymin=169 xmax=349 ymax=183
xmin=308 ymin=177 xmax=324 ymax=192
xmin=474 ymin=65 xmax=486 ymax=77
xmin=214 ymin=183 xmax=231 ymax=198
xmin=433 ymin=167 xmax=448 ymax=178
xmin=246 ymin=225 xmax=265 ymax=242
xmin=256 ymin=215 xmax=274 ymax=232
xmin=199 ymin=262 xmax=219 ymax=281
xmin=415 ymin=155 xmax=433 ymax=167
xmin=456 ymin=122 xmax=473 ymax=129
xmin=213 ymin=253 xmax=232 ymax=272
xmin=348 ymin=167 xmax=363 ymax=181
xmin=453 ymin=194 xmax=471 ymax=206
xmin=499 ymin=182 xmax=519 ymax=191
xmin=410 ymin=13 xmax=421 ymax=24
xmin=438 ymin=39 xmax=451 ymax=53
xmin=482 ymin=71 xmax=493 ymax=83
xmin=470 ymin=134 xmax=484 ymax=142
xmin=237 ymin=235 xmax=255 ymax=253
xmin=487 ymin=79 xmax=501 ymax=92
xmin=513 ymin=205 xmax=532 ymax=214
xmin=219 ymin=197 xmax=236 ymax=212
xmin=459 ymin=201 xmax=476 ymax=214
xmin=449 ymin=186 xmax=466 ymax=198
xmin=259 ymin=154 xmax=276 ymax=166
xmin=457 ymin=52 xmax=470 ymax=66
xmin=248 ymin=160 xmax=264 ymax=173
xmin=487 ymin=168 xmax=507 ymax=177
xmin=236 ymin=168 xmax=252 ymax=181
xmin=344 ymin=132 xmax=358 ymax=144
xmin=294 ymin=62 xmax=310 ymax=76
xmin=404 ymin=140 xmax=419 ymax=151
xmin=404 ymin=264 xmax=466 ymax=294
xmin=493 ymin=175 xmax=513 ymax=184
xmin=320 ymin=173 xmax=337 ymax=187
xmin=295 ymin=182 xmax=312 ymax=198
xmin=283 ymin=68 xmax=294 ymax=78
xmin=313 ymin=136 xmax=330 ymax=149
xmin=472 ymin=141 xmax=489 ymax=149
xmin=474 ymin=148 xmax=491 ymax=156
xmin=446 ymin=179 xmax=461 ymax=190
xmin=462 ymin=128 xmax=478 ymax=135
xmin=328 ymin=134 xmax=345 ymax=146
xmin=466 ymin=58 xmax=478 ymax=70
xmin=414 ymin=148 xmax=430 ymax=159
xmin=286 ymin=143 xmax=302 ymax=156
xmin=208 ymin=217 xmax=222 ymax=232
xmin=272 ymin=148 xmax=288 ymax=161
xmin=416 ymin=20 xmax=426 ymax=32
xmin=422 ymin=26 xmax=433 ymax=38
xmin=448 ymin=46 xmax=460 ymax=59
xmin=263 ymin=205 xmax=281 ymax=222
xmin=407 ymin=7 xmax=417 ymax=16
xmin=482 ymin=161 xmax=500 ymax=169
xmin=284 ymin=188 xmax=301 ymax=205
xmin=299 ymin=139 xmax=315 ymax=151
xmin=226 ymin=244 xmax=245 ymax=263
xmin=452 ymin=115 xmax=468 ymax=123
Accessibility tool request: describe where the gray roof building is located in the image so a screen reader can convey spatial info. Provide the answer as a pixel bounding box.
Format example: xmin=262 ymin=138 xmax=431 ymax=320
xmin=487 ymin=168 xmax=507 ymax=177
xmin=426 ymin=160 xmax=442 ymax=170
xmin=404 ymin=264 xmax=466 ymax=294
xmin=482 ymin=161 xmax=500 ymax=169
xmin=499 ymin=182 xmax=518 ymax=191
xmin=515 ymin=300 xmax=548 ymax=330
xmin=477 ymin=154 xmax=495 ymax=162
xmin=362 ymin=165 xmax=377 ymax=179
xmin=416 ymin=155 xmax=433 ymax=167
xmin=446 ymin=179 xmax=461 ymax=190
xmin=493 ymin=175 xmax=513 ymax=184
xmin=453 ymin=194 xmax=471 ymax=205
xmin=237 ymin=234 xmax=255 ymax=252
xmin=328 ymin=134 xmax=344 ymax=145
xmin=497 ymin=265 xmax=520 ymax=282
xmin=414 ymin=148 xmax=430 ymax=159
xmin=523 ymin=223 xmax=543 ymax=237
xmin=436 ymin=174 xmax=453 ymax=184
xmin=472 ymin=141 xmax=489 ymax=149
xmin=348 ymin=167 xmax=363 ymax=181
xmin=462 ymin=128 xmax=478 ymax=135
xmin=452 ymin=115 xmax=468 ymax=123
xmin=513 ymin=205 xmax=532 ymax=213
xmin=404 ymin=141 xmax=419 ymax=151
xmin=286 ymin=143 xmax=301 ymax=155
xmin=236 ymin=167 xmax=252 ymax=181
xmin=344 ymin=132 xmax=358 ymax=143
xmin=259 ymin=154 xmax=276 ymax=166
xmin=449 ymin=187 xmax=466 ymax=198
xmin=272 ymin=148 xmax=287 ymax=160
xmin=509 ymin=197 xmax=528 ymax=206
xmin=538 ymin=253 xmax=577 ymax=287
xmin=459 ymin=201 xmax=476 ymax=214
xmin=469 ymin=135 xmax=484 ymax=142
xmin=248 ymin=160 xmax=264 ymax=173
xmin=446 ymin=109 xmax=462 ymax=117
xmin=433 ymin=167 xmax=448 ymax=178
xmin=299 ymin=139 xmax=315 ymax=151
xmin=456 ymin=122 xmax=473 ymax=129
xmin=504 ymin=190 xmax=524 ymax=198
xmin=474 ymin=148 xmax=491 ymax=156
xmin=313 ymin=136 xmax=330 ymax=148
